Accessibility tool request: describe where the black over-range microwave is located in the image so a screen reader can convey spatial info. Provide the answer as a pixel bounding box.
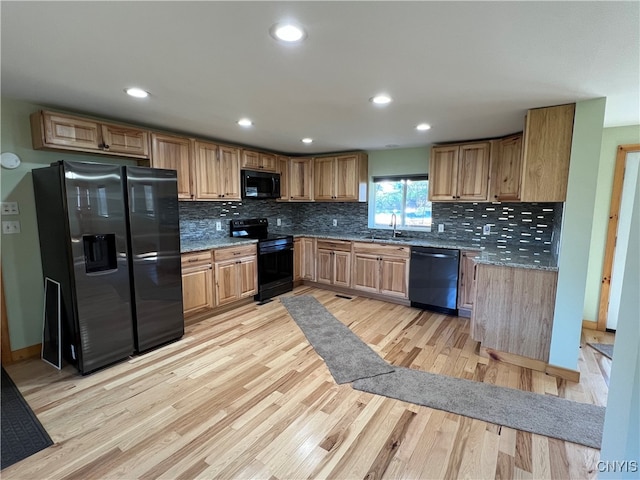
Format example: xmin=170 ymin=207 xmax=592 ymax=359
xmin=241 ymin=170 xmax=281 ymax=199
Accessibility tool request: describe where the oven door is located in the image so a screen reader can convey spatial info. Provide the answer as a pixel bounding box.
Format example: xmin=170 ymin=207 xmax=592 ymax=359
xmin=258 ymin=244 xmax=293 ymax=297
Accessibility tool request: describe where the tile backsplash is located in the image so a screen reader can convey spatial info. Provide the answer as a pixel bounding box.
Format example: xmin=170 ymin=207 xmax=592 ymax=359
xmin=180 ymin=200 xmax=563 ymax=251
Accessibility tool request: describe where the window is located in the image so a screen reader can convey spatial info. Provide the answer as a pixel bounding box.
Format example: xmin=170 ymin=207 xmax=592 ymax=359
xmin=371 ymin=175 xmax=432 ymax=230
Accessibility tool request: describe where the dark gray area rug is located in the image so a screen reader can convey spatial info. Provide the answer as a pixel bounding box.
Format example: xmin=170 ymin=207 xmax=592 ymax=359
xmin=1 ymin=367 xmax=53 ymax=469
xmin=280 ymin=295 xmax=395 ymax=383
xmin=353 ymin=367 xmax=605 ymax=449
xmin=281 ymin=294 xmax=606 ymax=449
xmin=587 ymin=342 xmax=614 ymax=359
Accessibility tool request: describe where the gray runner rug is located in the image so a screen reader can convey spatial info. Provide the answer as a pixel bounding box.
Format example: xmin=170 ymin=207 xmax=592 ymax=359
xmin=281 ymin=294 xmax=606 ymax=449
xmin=587 ymin=342 xmax=614 ymax=360
xmin=280 ymin=295 xmax=394 ymax=384
xmin=352 ymin=367 xmax=605 ymax=449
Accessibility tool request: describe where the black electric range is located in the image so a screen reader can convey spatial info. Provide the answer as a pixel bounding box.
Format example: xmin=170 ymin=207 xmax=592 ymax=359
xmin=230 ymin=218 xmax=294 ymax=301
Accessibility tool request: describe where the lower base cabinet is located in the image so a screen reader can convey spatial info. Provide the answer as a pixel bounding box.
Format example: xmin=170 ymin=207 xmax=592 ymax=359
xmin=457 ymin=250 xmax=478 ymax=316
xmin=471 ymin=263 xmax=557 ymax=362
xmin=352 ymin=242 xmax=410 ymax=299
xmin=213 ymin=244 xmax=258 ymax=306
xmin=181 ymin=251 xmax=214 ymax=317
xmin=316 ymin=240 xmax=351 ymax=287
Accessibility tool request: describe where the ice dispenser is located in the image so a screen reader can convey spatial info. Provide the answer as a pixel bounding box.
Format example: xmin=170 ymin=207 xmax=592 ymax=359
xmin=83 ymin=234 xmax=117 ymax=273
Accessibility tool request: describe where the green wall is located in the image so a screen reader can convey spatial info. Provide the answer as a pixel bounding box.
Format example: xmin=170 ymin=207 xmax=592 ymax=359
xmin=1 ymin=97 xmax=136 ymax=350
xmin=549 ymin=98 xmax=606 ymax=370
xmin=583 ymin=125 xmax=640 ymax=322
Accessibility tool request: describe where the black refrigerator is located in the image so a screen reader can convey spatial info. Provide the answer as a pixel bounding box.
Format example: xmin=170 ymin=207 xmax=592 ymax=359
xmin=33 ymin=161 xmax=184 ymax=375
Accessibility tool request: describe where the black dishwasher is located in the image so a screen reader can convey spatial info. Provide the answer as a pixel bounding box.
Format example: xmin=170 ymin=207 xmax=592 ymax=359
xmin=409 ymin=247 xmax=460 ymax=315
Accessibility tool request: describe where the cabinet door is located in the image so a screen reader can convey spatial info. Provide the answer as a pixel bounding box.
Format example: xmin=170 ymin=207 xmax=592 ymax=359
xmin=194 ymin=141 xmax=221 ymax=199
xmin=219 ymin=146 xmax=241 ymax=199
xmin=458 ymin=251 xmax=477 ymax=312
xmin=43 ymin=113 xmax=101 ymax=150
xmin=238 ymin=257 xmax=258 ymax=298
xmin=316 ymin=249 xmax=333 ymax=285
xmin=290 ymin=158 xmax=313 ymax=201
xmin=429 ymin=146 xmax=459 ymax=201
xmin=352 ymin=254 xmax=379 ymax=293
xmin=380 ymin=257 xmax=408 ymax=298
xmin=215 ymin=261 xmax=239 ymax=306
xmin=301 ymin=237 xmax=316 ymax=280
xmin=152 ymin=133 xmax=193 ymax=200
xmin=334 ymin=155 xmax=358 ymax=201
xmin=182 ymin=265 xmax=213 ymax=316
xmin=314 ymin=157 xmax=336 ymax=200
xmin=101 ymin=124 xmax=149 ymax=157
xmin=293 ymin=239 xmax=302 ymax=281
xmin=334 ymin=251 xmax=351 ymax=287
xmin=241 ymin=150 xmax=261 ymax=170
xmin=521 ymin=104 xmax=575 ymax=202
xmin=278 ymin=156 xmax=290 ymax=201
xmin=457 ymin=143 xmax=491 ymax=201
xmin=259 ymin=153 xmax=277 ymax=172
xmin=491 ymin=135 xmax=523 ymax=201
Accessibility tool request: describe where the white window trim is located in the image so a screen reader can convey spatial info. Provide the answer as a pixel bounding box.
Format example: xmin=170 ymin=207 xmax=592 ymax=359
xmin=368 ymin=174 xmax=432 ymax=232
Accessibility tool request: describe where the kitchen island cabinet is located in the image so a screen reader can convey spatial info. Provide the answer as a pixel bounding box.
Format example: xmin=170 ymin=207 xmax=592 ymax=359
xmin=316 ymin=239 xmax=351 ymax=287
xmin=181 ymin=251 xmax=214 ymax=317
xmin=471 ymin=263 xmax=557 ymax=362
xmin=429 ymin=142 xmax=491 ymax=201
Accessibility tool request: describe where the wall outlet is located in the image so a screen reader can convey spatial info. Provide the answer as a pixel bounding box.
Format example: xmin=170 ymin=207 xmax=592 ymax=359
xmin=2 ymin=220 xmax=21 ymax=234
xmin=215 ymin=221 xmax=222 ymax=231
xmin=483 ymin=224 xmax=491 ymax=235
xmin=276 ymin=218 xmax=282 ymax=226
xmin=438 ymin=224 xmax=444 ymax=233
xmin=1 ymin=202 xmax=19 ymax=215
xmin=333 ymin=219 xmax=338 ymax=227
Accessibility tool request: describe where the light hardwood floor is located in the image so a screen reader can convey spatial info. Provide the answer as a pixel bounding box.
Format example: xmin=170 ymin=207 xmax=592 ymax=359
xmin=3 ymin=286 xmax=614 ymax=479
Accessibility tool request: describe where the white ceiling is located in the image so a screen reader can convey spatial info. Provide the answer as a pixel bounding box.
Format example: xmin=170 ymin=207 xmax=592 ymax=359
xmin=2 ymin=1 xmax=638 ymax=155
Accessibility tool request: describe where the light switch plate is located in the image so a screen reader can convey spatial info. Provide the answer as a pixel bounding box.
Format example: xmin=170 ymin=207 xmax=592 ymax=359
xmin=277 ymin=218 xmax=282 ymax=226
xmin=215 ymin=221 xmax=222 ymax=231
xmin=483 ymin=224 xmax=491 ymax=235
xmin=1 ymin=202 xmax=19 ymax=215
xmin=333 ymin=219 xmax=338 ymax=227
xmin=2 ymin=220 xmax=21 ymax=234
xmin=438 ymin=224 xmax=444 ymax=233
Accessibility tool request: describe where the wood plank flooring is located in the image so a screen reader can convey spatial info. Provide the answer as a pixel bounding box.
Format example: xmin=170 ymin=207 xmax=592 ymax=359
xmin=3 ymin=286 xmax=614 ymax=479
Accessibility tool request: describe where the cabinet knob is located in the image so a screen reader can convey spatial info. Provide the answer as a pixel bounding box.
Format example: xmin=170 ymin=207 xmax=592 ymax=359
xmin=452 ymin=196 xmax=456 ymax=199
xmin=494 ymin=195 xmax=498 ymax=199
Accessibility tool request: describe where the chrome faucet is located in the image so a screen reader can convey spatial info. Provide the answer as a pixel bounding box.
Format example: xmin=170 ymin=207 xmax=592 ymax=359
xmin=390 ymin=213 xmax=401 ymax=237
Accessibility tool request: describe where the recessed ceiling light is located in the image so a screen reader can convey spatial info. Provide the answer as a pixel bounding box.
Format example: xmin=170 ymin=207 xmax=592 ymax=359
xmin=238 ymin=118 xmax=253 ymax=127
xmin=270 ymin=23 xmax=306 ymax=43
xmin=125 ymin=87 xmax=149 ymax=98
xmin=301 ymin=138 xmax=313 ymax=144
xmin=416 ymin=123 xmax=432 ymax=131
xmin=370 ymin=94 xmax=392 ymax=105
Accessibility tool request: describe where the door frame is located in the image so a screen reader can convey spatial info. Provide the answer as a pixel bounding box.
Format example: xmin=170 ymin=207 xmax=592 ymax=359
xmin=597 ymin=143 xmax=640 ymax=331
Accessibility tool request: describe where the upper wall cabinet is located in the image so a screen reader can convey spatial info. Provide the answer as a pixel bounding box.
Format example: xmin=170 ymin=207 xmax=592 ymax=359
xmin=429 ymin=142 xmax=491 ymax=201
xmin=194 ymin=141 xmax=241 ymax=200
xmin=241 ymin=149 xmax=276 ymax=172
xmin=151 ymin=133 xmax=193 ymax=200
xmin=313 ymin=153 xmax=368 ymax=202
xmin=31 ymin=110 xmax=150 ymax=159
xmin=277 ymin=155 xmax=290 ymax=200
xmin=489 ymin=134 xmax=523 ymax=201
xmin=521 ymin=104 xmax=575 ymax=202
xmin=288 ymin=157 xmax=314 ymax=201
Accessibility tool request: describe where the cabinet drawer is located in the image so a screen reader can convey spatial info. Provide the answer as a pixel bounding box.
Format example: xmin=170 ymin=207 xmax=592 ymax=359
xmin=181 ymin=251 xmax=212 ymax=268
xmin=213 ymin=244 xmax=257 ymax=262
xmin=316 ymin=239 xmax=351 ymax=252
xmin=352 ymin=242 xmax=410 ymax=258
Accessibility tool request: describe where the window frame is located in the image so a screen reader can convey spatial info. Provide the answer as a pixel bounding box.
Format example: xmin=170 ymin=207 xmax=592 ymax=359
xmin=369 ymin=174 xmax=432 ymax=232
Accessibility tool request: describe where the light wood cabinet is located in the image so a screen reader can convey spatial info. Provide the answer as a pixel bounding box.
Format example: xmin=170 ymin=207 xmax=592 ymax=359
xmin=429 ymin=142 xmax=491 ymax=202
xmin=194 ymin=141 xmax=241 ymax=200
xmin=151 ymin=133 xmax=193 ymax=200
xmin=300 ymin=237 xmax=316 ymax=281
xmin=293 ymin=238 xmax=302 ymax=281
xmin=289 ymin=158 xmax=314 ymax=201
xmin=31 ymin=110 xmax=150 ymax=159
xmin=352 ymin=242 xmax=410 ymax=298
xmin=489 ymin=134 xmax=523 ymax=201
xmin=181 ymin=251 xmax=214 ymax=317
xmin=313 ymin=153 xmax=368 ymax=202
xmin=521 ymin=103 xmax=575 ymax=202
xmin=241 ymin=149 xmax=276 ymax=172
xmin=277 ymin=156 xmax=290 ymax=201
xmin=471 ymin=264 xmax=557 ymax=362
xmin=316 ymin=240 xmax=351 ymax=287
xmin=213 ymin=244 xmax=258 ymax=306
xmin=457 ymin=250 xmax=478 ymax=318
